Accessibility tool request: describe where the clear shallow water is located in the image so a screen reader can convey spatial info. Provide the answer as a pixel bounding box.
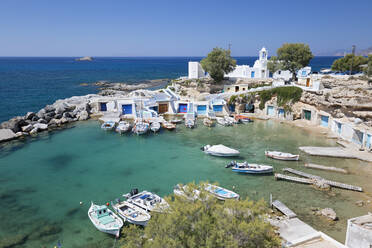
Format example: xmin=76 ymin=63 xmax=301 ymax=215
xmin=0 ymin=120 xmax=371 ymax=247
xmin=0 ymin=56 xmax=339 ymax=122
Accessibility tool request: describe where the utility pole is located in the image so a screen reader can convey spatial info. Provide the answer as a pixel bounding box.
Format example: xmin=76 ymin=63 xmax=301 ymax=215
xmin=350 ymin=45 xmax=356 ymax=75
xmin=228 ymin=43 xmax=232 ymax=52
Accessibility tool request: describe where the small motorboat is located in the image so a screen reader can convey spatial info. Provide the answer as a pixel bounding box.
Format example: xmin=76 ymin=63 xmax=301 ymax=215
xmin=101 ymin=121 xmax=115 ymax=131
xmin=170 ymin=119 xmax=182 ymax=124
xmin=162 ymin=121 xmax=176 ymax=131
xmin=116 ymin=121 xmax=131 ymax=134
xmin=124 ymin=189 xmax=169 ymax=213
xmin=203 ymin=118 xmax=214 ymax=127
xmin=132 ymin=121 xmax=149 ymax=135
xmin=235 ymin=115 xmax=253 ymax=123
xmin=224 ymin=116 xmax=236 ymax=125
xmin=216 ymin=117 xmax=229 ymax=126
xmin=185 ymin=119 xmax=195 ymax=128
xmin=173 ymin=184 xmax=200 ymax=201
xmin=202 ymin=144 xmax=240 ymax=157
xmin=226 ymin=161 xmax=273 ymax=174
xmin=150 ymin=122 xmax=161 ymax=132
xmin=112 ymin=199 xmax=151 ymax=226
xmin=88 ymin=202 xmax=123 ymax=237
xmin=265 ymin=150 xmax=299 ymax=161
xmin=205 ymin=184 xmax=239 ymax=200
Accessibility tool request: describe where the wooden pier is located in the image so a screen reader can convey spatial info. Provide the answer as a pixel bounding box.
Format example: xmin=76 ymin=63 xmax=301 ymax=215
xmin=271 ymin=200 xmax=297 ymax=218
xmin=304 ymin=163 xmax=348 ymax=174
xmin=279 ymin=168 xmax=363 ymax=192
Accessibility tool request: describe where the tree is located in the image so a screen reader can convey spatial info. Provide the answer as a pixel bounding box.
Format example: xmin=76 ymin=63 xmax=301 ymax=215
xmin=267 ymin=56 xmax=283 ymax=75
xmin=200 ymin=48 xmax=236 ymax=83
xmin=331 ymin=54 xmax=368 ymax=72
xmin=120 ymin=182 xmax=280 ymax=248
xmin=363 ymin=55 xmax=372 ymax=77
xmin=276 ymin=43 xmax=313 ymax=81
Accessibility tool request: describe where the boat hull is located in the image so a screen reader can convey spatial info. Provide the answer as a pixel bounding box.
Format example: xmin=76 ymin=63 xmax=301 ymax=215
xmin=265 ymin=151 xmax=299 ymax=161
xmin=232 ymin=168 xmax=273 ymax=174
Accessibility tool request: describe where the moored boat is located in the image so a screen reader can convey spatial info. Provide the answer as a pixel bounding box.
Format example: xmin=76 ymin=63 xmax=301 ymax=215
xmin=162 ymin=121 xmax=176 ymax=131
xmin=226 ymin=161 xmax=273 ymax=174
xmin=173 ymin=184 xmax=201 ymax=201
xmin=124 ymin=189 xmax=169 ymax=213
xmin=224 ymin=116 xmax=236 ymax=125
xmin=202 ymin=144 xmax=240 ymax=157
xmin=132 ymin=121 xmax=149 ymax=135
xmin=265 ymin=150 xmax=299 ymax=161
xmin=150 ymin=121 xmax=161 ymax=132
xmin=185 ymin=119 xmax=195 ymax=128
xmin=101 ymin=121 xmax=116 ymax=131
xmin=205 ymin=184 xmax=239 ymax=200
xmin=115 ymin=121 xmax=131 ymax=134
xmin=88 ymin=202 xmax=123 ymax=237
xmin=216 ymin=117 xmax=229 ymax=126
xmin=170 ymin=118 xmax=182 ymax=124
xmin=112 ymin=199 xmax=151 ymax=226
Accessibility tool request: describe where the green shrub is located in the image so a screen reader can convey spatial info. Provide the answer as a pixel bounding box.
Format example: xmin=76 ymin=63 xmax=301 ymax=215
xmin=258 ymin=86 xmax=302 ymax=110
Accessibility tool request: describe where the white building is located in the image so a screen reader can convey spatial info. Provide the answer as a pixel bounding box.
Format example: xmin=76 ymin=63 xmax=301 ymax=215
xmin=345 ymin=214 xmax=372 ymax=248
xmin=188 ymin=61 xmax=205 ymax=79
xmin=226 ymin=47 xmax=269 ymax=79
xmin=188 ymin=47 xmax=269 ymax=80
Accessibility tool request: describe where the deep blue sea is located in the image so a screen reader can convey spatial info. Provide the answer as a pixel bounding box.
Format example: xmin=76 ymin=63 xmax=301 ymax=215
xmin=0 ymin=56 xmax=339 ymax=122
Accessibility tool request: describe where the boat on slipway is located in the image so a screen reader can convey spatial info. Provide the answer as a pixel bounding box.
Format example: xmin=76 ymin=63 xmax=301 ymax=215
xmin=115 ymin=121 xmax=131 ymax=134
xmin=265 ymin=151 xmax=299 ymax=161
xmin=112 ymin=199 xmax=151 ymax=226
xmin=205 ymin=184 xmax=239 ymax=200
xmin=162 ymin=121 xmax=176 ymax=131
xmin=101 ymin=121 xmax=116 ymax=131
xmin=202 ymin=144 xmax=240 ymax=157
xmin=150 ymin=121 xmax=161 ymax=132
xmin=226 ymin=161 xmax=273 ymax=174
xmin=124 ymin=189 xmax=169 ymax=213
xmin=88 ymin=202 xmax=123 ymax=237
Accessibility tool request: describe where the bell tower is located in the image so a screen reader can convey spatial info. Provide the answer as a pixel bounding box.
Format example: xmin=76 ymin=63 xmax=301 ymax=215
xmin=259 ymin=47 xmax=268 ymax=61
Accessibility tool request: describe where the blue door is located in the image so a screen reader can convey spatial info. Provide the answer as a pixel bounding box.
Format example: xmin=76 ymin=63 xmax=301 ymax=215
xmin=213 ymin=105 xmax=223 ymax=112
xmin=278 ymin=109 xmax=285 ymax=116
xmin=178 ymin=104 xmax=187 ymax=113
xmin=337 ymin=122 xmax=342 ymax=134
xmin=100 ymin=102 xmax=107 ymax=111
xmin=367 ymin=134 xmax=371 ymax=149
xmin=122 ymin=104 xmax=132 ymax=115
xmin=321 ymin=115 xmax=329 ymax=127
xmin=150 ymin=106 xmax=158 ymax=112
xmin=197 ymin=105 xmax=207 ymax=115
xmin=251 ymin=71 xmax=255 ymax=78
xmin=267 ymin=106 xmax=274 ymax=116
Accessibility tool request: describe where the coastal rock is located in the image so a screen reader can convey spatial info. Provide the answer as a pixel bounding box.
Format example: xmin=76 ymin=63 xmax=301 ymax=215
xmin=77 ymin=110 xmax=89 ymax=121
xmin=33 ymin=123 xmax=48 ymax=131
xmin=313 ymin=179 xmax=331 ymax=190
xmin=0 ymin=129 xmax=17 ymax=142
xmin=55 ymin=104 xmax=67 ymax=114
xmin=44 ymin=105 xmax=56 ymax=113
xmin=31 ymin=115 xmax=39 ymax=122
xmin=25 ymin=112 xmax=36 ymax=120
xmin=0 ymin=116 xmax=27 ymax=133
xmin=62 ymin=112 xmax=73 ymax=119
xmin=37 ymin=118 xmax=47 ymax=124
xmin=21 ymin=124 xmax=33 ymax=132
xmin=37 ymin=108 xmax=46 ymax=118
xmin=29 ymin=128 xmax=38 ymax=135
xmin=15 ymin=131 xmax=24 ymax=138
xmin=355 ymin=200 xmax=364 ymax=207
xmin=54 ymin=114 xmax=62 ymax=119
xmin=319 ymin=208 xmax=338 ymax=221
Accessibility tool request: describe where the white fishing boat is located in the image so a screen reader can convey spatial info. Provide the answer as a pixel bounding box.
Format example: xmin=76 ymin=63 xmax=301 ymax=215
xmin=202 ymin=144 xmax=240 ymax=157
xmin=132 ymin=121 xmax=149 ymax=135
xmin=265 ymin=150 xmax=299 ymax=161
xmin=112 ymin=199 xmax=151 ymax=226
xmin=115 ymin=121 xmax=131 ymax=134
xmin=203 ymin=118 xmax=214 ymax=127
xmin=173 ymin=184 xmax=201 ymax=201
xmin=162 ymin=121 xmax=176 ymax=131
xmin=185 ymin=119 xmax=195 ymax=128
xmin=216 ymin=117 xmax=226 ymax=126
xmin=124 ymin=189 xmax=169 ymax=213
xmin=205 ymin=184 xmax=239 ymax=200
xmin=88 ymin=202 xmax=123 ymax=237
xmin=170 ymin=118 xmax=182 ymax=124
xmin=224 ymin=116 xmax=236 ymax=125
xmin=101 ymin=121 xmax=115 ymax=131
xmin=226 ymin=161 xmax=273 ymax=174
xmin=150 ymin=122 xmax=161 ymax=132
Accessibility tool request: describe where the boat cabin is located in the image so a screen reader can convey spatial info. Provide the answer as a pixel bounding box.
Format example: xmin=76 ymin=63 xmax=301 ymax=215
xmin=93 ymin=205 xmax=115 ymax=224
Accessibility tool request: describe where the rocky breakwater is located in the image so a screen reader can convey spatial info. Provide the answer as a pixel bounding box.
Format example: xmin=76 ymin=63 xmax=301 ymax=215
xmin=0 ymin=94 xmax=99 ymax=143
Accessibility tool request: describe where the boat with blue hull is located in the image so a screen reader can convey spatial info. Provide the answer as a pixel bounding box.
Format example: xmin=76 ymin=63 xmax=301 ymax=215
xmin=205 ymin=184 xmax=239 ymax=200
xmin=226 ymin=161 xmax=273 ymax=174
xmin=101 ymin=121 xmax=116 ymax=131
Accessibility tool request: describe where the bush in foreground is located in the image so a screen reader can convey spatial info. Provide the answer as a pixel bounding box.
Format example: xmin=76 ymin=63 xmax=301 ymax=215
xmin=119 ymin=183 xmax=280 ymax=248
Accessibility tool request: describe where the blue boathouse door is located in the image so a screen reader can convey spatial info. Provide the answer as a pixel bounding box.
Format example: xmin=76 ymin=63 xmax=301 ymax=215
xmin=251 ymin=71 xmax=255 ymax=78
xmin=213 ymin=105 xmax=223 ymax=112
xmin=178 ymin=104 xmax=188 ymax=113
xmin=321 ymin=115 xmax=329 ymax=127
xmin=122 ymin=104 xmax=132 ymax=115
xmin=267 ymin=106 xmax=274 ymax=116
xmin=366 ymin=134 xmax=371 ymax=149
xmin=100 ymin=102 xmax=107 ymax=111
xmin=197 ymin=105 xmax=207 ymax=115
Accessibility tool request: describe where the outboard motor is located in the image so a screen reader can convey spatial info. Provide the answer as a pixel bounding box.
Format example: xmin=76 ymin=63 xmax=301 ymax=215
xmin=225 ymin=161 xmax=235 ymax=168
xmin=130 ymin=188 xmax=139 ymax=196
xmin=200 ymin=146 xmax=205 ymax=151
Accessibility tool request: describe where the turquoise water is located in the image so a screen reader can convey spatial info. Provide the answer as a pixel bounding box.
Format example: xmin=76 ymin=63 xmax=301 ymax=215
xmin=0 ymin=120 xmax=371 ymax=247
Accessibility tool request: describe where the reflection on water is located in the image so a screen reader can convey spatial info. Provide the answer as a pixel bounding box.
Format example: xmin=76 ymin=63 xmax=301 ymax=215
xmin=0 ymin=120 xmax=371 ymax=246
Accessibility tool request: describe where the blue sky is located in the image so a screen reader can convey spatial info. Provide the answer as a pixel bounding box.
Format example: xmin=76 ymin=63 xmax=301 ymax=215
xmin=0 ymin=0 xmax=371 ymax=56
